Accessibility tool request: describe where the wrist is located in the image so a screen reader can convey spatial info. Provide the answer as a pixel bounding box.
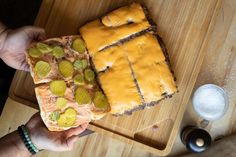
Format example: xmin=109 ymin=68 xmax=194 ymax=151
xmin=12 ymin=131 xmax=32 ymax=157
xmin=18 ymin=125 xmax=40 ymax=154
xmin=25 ymin=123 xmax=42 ymax=151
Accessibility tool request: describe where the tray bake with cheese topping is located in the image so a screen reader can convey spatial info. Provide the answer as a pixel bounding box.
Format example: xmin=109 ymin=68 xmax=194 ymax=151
xmin=79 ymin=3 xmax=177 ymax=115
xmin=27 ymin=3 xmax=177 ymax=131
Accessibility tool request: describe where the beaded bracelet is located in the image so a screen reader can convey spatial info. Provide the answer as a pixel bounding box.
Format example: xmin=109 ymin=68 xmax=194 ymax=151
xmin=17 ymin=125 xmax=39 ymax=154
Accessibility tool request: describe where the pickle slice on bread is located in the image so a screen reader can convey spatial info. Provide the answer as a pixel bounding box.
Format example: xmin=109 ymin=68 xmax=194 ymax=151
xmin=49 ymin=80 xmax=67 ymax=97
xmin=35 ymin=61 xmax=51 ymax=78
xmin=36 ymin=42 xmax=53 ymax=54
xmin=58 ymin=60 xmax=74 ymax=78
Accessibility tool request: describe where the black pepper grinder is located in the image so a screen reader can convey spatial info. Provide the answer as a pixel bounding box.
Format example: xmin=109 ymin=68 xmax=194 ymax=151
xmin=181 ymin=126 xmax=212 ymax=153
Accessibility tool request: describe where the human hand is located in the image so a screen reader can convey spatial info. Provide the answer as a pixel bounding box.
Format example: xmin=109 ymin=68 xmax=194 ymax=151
xmin=0 ymin=26 xmax=46 ymax=71
xmin=25 ymin=112 xmax=88 ymax=151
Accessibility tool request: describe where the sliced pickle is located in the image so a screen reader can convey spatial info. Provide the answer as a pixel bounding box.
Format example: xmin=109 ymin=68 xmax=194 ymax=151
xmin=58 ymin=60 xmax=73 ymax=78
xmin=52 ymin=46 xmax=65 ymax=58
xmin=84 ymin=69 xmax=95 ymax=82
xmin=81 ymin=59 xmax=88 ymax=69
xmin=73 ymin=59 xmax=88 ymax=70
xmin=65 ymin=108 xmax=77 ymax=115
xmin=28 ymin=48 xmax=42 ymax=58
xmin=56 ymin=97 xmax=67 ymax=109
xmin=35 ymin=61 xmax=51 ymax=78
xmin=73 ymin=60 xmax=83 ymax=70
xmin=72 ymin=38 xmax=86 ymax=54
xmin=74 ymin=74 xmax=85 ymax=85
xmin=57 ymin=108 xmax=77 ymax=127
xmin=93 ymin=91 xmax=109 ymax=109
xmin=50 ymin=111 xmax=60 ymax=121
xmin=49 ymin=80 xmax=67 ymax=96
xmin=75 ymin=87 xmax=91 ymax=105
xmin=36 ymin=42 xmax=52 ymax=53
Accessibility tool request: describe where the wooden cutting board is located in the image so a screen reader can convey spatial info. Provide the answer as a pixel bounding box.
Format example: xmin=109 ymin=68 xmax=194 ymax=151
xmin=9 ymin=0 xmax=221 ymax=155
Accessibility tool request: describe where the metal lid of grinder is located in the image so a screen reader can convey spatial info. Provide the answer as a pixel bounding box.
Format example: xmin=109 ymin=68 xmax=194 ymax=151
xmin=181 ymin=126 xmax=212 ymax=153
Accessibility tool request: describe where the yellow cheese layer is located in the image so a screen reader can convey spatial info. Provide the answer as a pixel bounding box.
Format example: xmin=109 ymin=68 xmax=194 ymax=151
xmin=122 ymin=33 xmax=177 ymax=102
xmin=132 ymin=61 xmax=177 ymax=102
xmin=102 ymin=3 xmax=146 ymax=27
xmin=98 ymin=50 xmax=142 ymax=114
xmin=93 ymin=33 xmax=177 ymax=107
xmin=124 ymin=33 xmax=166 ymax=64
xmin=93 ymin=45 xmax=124 ymax=72
xmin=80 ymin=20 xmax=150 ymax=55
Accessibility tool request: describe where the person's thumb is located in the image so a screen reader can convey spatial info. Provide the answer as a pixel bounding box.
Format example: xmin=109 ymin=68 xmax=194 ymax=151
xmin=20 ymin=61 xmax=30 ymax=72
xmin=66 ymin=135 xmax=79 ymax=151
xmin=64 ymin=123 xmax=88 ymax=138
xmin=21 ymin=26 xmax=46 ymax=41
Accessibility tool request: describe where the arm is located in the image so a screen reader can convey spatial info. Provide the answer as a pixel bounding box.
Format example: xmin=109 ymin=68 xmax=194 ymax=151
xmin=0 ymin=22 xmax=46 ymax=71
xmin=0 ymin=131 xmax=31 ymax=157
xmin=0 ymin=113 xmax=88 ymax=157
xmin=0 ymin=24 xmax=88 ymax=155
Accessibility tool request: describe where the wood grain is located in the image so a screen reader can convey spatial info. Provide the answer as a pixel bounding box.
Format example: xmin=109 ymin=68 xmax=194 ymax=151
xmin=170 ymin=0 xmax=236 ymax=155
xmin=8 ymin=0 xmax=236 ymax=156
xmin=183 ymin=0 xmax=236 ymax=140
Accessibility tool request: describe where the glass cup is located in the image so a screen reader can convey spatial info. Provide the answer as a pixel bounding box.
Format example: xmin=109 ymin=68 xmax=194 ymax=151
xmin=192 ymin=84 xmax=229 ymax=121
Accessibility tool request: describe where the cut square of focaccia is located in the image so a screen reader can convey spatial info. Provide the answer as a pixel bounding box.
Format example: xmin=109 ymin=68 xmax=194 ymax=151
xmin=90 ymin=33 xmax=177 ymax=114
xmin=123 ymin=33 xmax=177 ymax=103
xmin=130 ymin=61 xmax=177 ymax=103
xmin=27 ymin=36 xmax=110 ymax=131
xmin=93 ymin=46 xmax=143 ymax=115
xmin=35 ymin=83 xmax=92 ymax=131
xmin=35 ymin=80 xmax=109 ymax=131
xmin=91 ymin=42 xmax=125 ymax=72
xmin=79 ymin=3 xmax=151 ymax=55
xmin=27 ymin=35 xmax=90 ymax=84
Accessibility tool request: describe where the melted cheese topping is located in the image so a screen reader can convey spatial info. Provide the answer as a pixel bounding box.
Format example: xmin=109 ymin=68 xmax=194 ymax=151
xmin=98 ymin=52 xmax=142 ymax=114
xmin=102 ymin=3 xmax=146 ymax=27
xmin=80 ymin=20 xmax=150 ymax=55
xmin=93 ymin=33 xmax=177 ymax=109
xmin=156 ymin=62 xmax=177 ymax=94
xmin=93 ymin=46 xmax=124 ymax=72
xmin=132 ymin=61 xmax=177 ymax=102
xmin=80 ymin=3 xmax=177 ymax=113
xmin=123 ymin=33 xmax=177 ymax=102
xmin=124 ymin=33 xmax=166 ymax=64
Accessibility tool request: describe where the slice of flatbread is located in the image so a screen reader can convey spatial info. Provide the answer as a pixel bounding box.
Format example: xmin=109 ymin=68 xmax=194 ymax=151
xmin=26 ymin=36 xmax=110 ymax=131
xmin=27 ymin=35 xmax=89 ymax=84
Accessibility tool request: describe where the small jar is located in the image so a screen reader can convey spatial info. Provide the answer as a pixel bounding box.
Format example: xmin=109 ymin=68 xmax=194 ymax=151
xmin=181 ymin=126 xmax=212 ymax=153
xmin=192 ymin=84 xmax=229 ymax=121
